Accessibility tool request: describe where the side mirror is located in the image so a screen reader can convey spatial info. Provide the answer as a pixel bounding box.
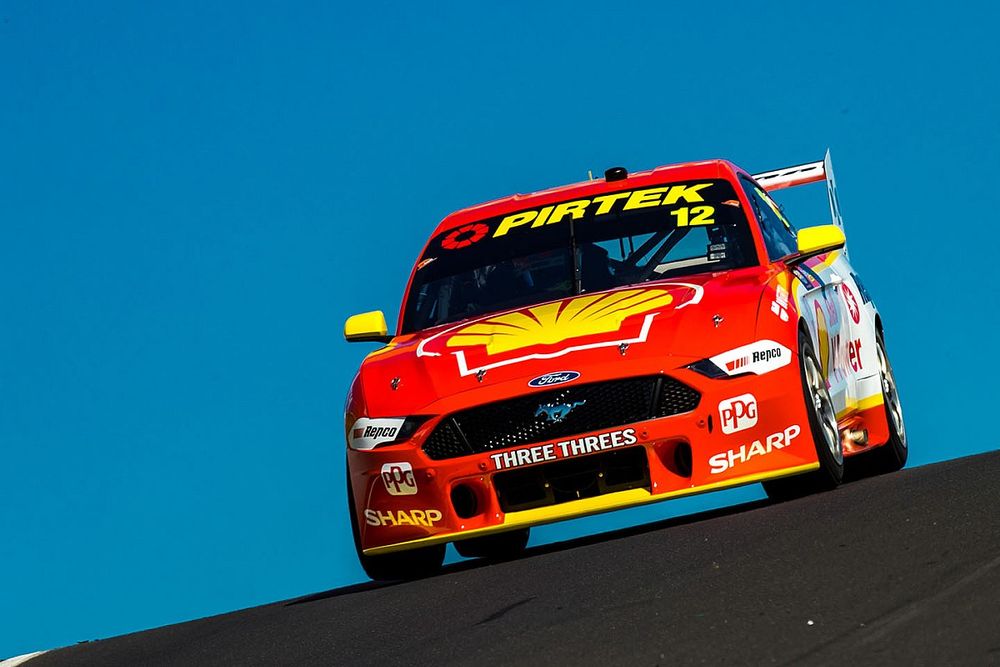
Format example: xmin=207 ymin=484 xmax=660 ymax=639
xmin=789 ymin=225 xmax=846 ymax=265
xmin=344 ymin=310 xmax=393 ymax=344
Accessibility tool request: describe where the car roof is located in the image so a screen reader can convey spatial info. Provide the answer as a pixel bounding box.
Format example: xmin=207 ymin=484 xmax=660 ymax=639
xmin=430 ymin=159 xmax=745 ymax=236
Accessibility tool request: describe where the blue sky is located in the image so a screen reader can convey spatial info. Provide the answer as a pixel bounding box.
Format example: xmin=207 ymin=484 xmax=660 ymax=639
xmin=2 ymin=0 xmax=998 ymax=658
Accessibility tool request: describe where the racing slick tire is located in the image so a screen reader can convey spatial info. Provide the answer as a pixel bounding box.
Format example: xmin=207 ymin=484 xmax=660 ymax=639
xmin=762 ymin=329 xmax=844 ymax=501
xmin=848 ymin=331 xmax=908 ymax=477
xmin=454 ymin=528 xmax=529 ymax=561
xmin=346 ymin=463 xmax=445 ymax=581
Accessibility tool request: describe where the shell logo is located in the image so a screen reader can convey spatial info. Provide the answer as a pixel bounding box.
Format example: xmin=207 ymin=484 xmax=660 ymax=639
xmin=447 ymin=288 xmax=676 ymax=355
xmin=417 ymin=284 xmax=703 ymax=377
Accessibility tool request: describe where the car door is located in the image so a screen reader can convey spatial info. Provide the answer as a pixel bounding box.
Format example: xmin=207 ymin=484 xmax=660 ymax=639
xmin=739 ymin=176 xmax=852 ymax=415
xmin=790 ymin=255 xmax=851 ymax=417
xmin=824 ymin=257 xmax=883 ymax=418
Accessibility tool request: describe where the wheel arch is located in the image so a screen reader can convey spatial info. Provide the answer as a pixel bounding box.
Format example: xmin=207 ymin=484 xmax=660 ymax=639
xmin=796 ymin=316 xmax=814 ymax=356
xmin=797 ymin=317 xmax=811 ymax=340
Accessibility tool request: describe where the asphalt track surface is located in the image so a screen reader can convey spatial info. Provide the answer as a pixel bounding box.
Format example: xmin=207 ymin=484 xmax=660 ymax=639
xmin=28 ymin=450 xmax=1000 ymax=666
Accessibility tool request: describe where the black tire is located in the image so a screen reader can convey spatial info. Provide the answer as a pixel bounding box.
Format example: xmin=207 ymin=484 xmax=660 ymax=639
xmin=454 ymin=528 xmax=529 ymax=561
xmin=848 ymin=331 xmax=908 ymax=477
xmin=763 ymin=329 xmax=844 ymax=501
xmin=346 ymin=462 xmax=445 ymax=581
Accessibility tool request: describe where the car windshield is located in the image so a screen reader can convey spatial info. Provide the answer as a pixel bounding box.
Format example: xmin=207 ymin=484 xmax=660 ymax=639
xmin=401 ymin=178 xmax=756 ymax=333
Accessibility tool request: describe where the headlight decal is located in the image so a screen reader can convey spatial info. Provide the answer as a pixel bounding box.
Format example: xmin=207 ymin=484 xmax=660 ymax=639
xmin=348 ymin=417 xmax=406 ymax=450
xmin=688 ymin=340 xmax=792 ymax=378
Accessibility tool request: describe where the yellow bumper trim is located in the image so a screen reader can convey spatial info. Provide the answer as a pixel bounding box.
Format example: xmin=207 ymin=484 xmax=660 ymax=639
xmin=362 ymin=461 xmax=820 ymax=556
xmin=836 ymin=392 xmax=884 ymax=421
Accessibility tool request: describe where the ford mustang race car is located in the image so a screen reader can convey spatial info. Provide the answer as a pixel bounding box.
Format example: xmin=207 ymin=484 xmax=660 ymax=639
xmin=343 ymin=153 xmax=907 ymax=580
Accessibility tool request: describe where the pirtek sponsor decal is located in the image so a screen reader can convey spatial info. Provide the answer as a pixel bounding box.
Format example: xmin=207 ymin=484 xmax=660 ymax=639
xmin=492 ymin=183 xmax=715 ymax=238
xmin=708 ymin=425 xmax=801 ymax=474
xmin=718 ymin=393 xmax=758 ymax=435
xmin=490 ymin=428 xmax=638 ymax=470
xmin=441 ymin=223 xmax=489 ymax=250
xmin=364 ymin=509 xmax=442 ymax=527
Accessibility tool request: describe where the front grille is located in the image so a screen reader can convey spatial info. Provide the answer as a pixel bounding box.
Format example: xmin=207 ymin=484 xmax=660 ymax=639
xmin=494 ymin=447 xmax=650 ymax=512
xmin=422 ymin=375 xmax=700 ymax=460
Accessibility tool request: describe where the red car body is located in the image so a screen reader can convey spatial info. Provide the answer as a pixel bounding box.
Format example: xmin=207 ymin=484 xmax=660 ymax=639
xmin=343 ymin=157 xmax=903 ymax=571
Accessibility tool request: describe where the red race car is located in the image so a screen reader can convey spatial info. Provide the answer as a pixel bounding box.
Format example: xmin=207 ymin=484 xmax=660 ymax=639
xmin=343 ymin=154 xmax=907 ymax=580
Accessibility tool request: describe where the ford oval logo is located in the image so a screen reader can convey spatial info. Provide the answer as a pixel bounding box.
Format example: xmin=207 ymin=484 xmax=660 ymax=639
xmin=528 ymin=371 xmax=581 ymax=388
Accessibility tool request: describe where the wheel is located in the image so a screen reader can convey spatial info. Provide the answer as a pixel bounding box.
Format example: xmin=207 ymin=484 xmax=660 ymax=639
xmin=454 ymin=528 xmax=529 ymax=561
xmin=346 ymin=462 xmax=445 ymax=581
xmin=763 ymin=329 xmax=844 ymax=501
xmin=849 ymin=331 xmax=908 ymax=476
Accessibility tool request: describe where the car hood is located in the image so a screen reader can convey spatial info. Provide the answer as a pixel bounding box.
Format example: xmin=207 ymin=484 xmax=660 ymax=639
xmin=358 ymin=268 xmax=771 ymax=416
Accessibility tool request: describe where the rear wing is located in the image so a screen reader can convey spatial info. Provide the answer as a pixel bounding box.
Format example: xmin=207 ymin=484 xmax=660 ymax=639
xmin=752 ymin=149 xmax=846 ymax=255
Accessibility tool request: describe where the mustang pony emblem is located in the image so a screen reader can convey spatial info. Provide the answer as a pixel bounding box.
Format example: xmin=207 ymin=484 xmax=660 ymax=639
xmin=535 ymin=401 xmax=586 ymax=423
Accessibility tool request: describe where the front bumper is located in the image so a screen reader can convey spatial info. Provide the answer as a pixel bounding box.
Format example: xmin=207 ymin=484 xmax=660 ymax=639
xmin=348 ymin=364 xmax=817 ymax=556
